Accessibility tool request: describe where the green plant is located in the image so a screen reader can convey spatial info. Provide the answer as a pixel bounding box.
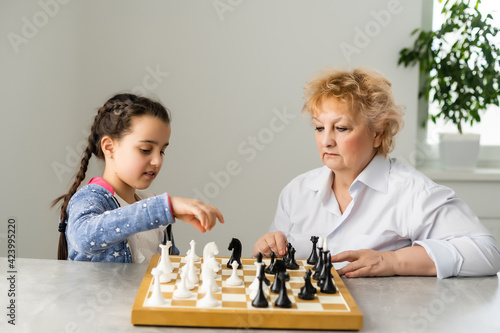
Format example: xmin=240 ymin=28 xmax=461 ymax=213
xmin=398 ymin=0 xmax=500 ymax=134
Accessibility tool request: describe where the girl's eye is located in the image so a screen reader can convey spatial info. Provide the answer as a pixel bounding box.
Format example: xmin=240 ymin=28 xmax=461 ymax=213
xmin=315 ymin=126 xmax=324 ymax=132
xmin=160 ymin=150 xmax=166 ymax=156
xmin=140 ymin=149 xmax=151 ymax=154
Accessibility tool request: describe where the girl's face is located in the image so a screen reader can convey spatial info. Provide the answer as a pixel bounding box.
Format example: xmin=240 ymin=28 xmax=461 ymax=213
xmin=312 ymin=98 xmax=381 ymax=181
xmin=104 ymin=115 xmax=171 ymax=194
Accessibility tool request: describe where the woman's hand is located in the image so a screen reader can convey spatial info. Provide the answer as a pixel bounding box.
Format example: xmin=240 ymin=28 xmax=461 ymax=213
xmin=169 ymin=196 xmax=224 ymax=233
xmin=332 ymin=249 xmax=398 ymax=277
xmin=253 ymin=231 xmax=288 ymax=257
xmin=332 ymin=246 xmax=436 ymax=277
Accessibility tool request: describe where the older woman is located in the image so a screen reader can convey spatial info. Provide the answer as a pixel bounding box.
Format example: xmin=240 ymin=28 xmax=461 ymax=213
xmin=254 ymin=68 xmax=500 ymax=278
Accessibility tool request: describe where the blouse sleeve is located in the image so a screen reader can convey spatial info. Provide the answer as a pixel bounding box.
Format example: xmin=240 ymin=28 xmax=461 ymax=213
xmin=66 ymin=186 xmax=175 ymax=256
xmin=411 ymin=185 xmax=500 ymax=278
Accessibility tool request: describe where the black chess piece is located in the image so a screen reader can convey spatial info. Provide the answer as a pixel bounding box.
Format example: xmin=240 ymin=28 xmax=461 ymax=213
xmin=312 ymin=242 xmax=323 ymax=272
xmin=227 ymin=238 xmax=242 ymax=269
xmin=265 ymin=251 xmax=276 ymax=274
xmin=286 ymin=247 xmax=300 ymax=270
xmin=285 ymin=243 xmax=293 ymax=264
xmin=317 ymin=249 xmax=330 ymax=288
xmin=252 ymin=254 xmax=269 ymax=308
xmin=274 ymin=272 xmax=292 ymax=308
xmin=312 ymin=247 xmax=325 ymax=280
xmin=163 ymin=224 xmax=173 ymax=254
xmin=255 ymin=253 xmax=271 ymax=286
xmin=270 ymin=260 xmax=287 ymax=294
xmin=320 ymin=253 xmax=337 ymax=294
xmin=298 ymin=269 xmax=317 ymax=300
xmin=307 ymin=236 xmax=319 ymax=265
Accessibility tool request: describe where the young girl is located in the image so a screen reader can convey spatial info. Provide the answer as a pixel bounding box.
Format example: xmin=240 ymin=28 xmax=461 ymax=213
xmin=53 ymin=93 xmax=224 ymax=263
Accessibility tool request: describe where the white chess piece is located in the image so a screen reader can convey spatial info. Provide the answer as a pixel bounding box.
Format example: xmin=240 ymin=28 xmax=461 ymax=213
xmin=173 ymin=266 xmax=193 ymax=298
xmin=199 ymin=258 xmax=220 ymax=293
xmin=249 ymin=261 xmax=267 ymax=291
xmin=189 ymin=240 xmax=200 ymax=262
xmin=197 ymin=285 xmax=220 ymax=308
xmin=323 ymin=237 xmax=328 ymax=251
xmin=148 ymin=268 xmax=166 ymax=306
xmin=157 ymin=241 xmax=173 ymax=283
xmin=225 ymin=260 xmax=243 ymax=286
xmin=187 ymin=254 xmax=199 ymax=285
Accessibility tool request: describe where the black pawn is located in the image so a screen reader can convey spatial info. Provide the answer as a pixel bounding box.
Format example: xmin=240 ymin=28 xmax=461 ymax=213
xmin=270 ymin=260 xmax=287 ymax=294
xmin=251 ymin=257 xmax=269 ymax=308
xmin=256 ymin=252 xmax=270 ymax=286
xmin=317 ymin=250 xmax=330 ymax=288
xmin=286 ymin=247 xmax=299 ymax=270
xmin=265 ymin=251 xmax=276 ymax=274
xmin=312 ymin=243 xmax=323 ymax=272
xmin=320 ymin=253 xmax=337 ymax=294
xmin=274 ymin=272 xmax=292 ymax=308
xmin=298 ymin=269 xmax=317 ymax=300
xmin=312 ymin=248 xmax=324 ymax=280
xmin=285 ymin=243 xmax=293 ymax=264
xmin=307 ymin=236 xmax=319 ymax=265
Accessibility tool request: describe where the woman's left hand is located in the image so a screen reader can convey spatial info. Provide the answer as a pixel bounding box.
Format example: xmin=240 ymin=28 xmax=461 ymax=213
xmin=331 ymin=249 xmax=398 ymax=278
xmin=332 ymin=246 xmax=437 ymax=277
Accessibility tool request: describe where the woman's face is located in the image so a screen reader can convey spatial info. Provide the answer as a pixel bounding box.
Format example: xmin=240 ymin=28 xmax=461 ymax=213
xmin=313 ymin=98 xmax=382 ymax=180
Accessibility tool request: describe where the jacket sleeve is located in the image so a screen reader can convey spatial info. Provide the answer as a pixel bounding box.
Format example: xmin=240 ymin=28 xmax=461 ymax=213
xmin=412 ymin=185 xmax=500 ymax=278
xmin=66 ymin=186 xmax=175 ymax=256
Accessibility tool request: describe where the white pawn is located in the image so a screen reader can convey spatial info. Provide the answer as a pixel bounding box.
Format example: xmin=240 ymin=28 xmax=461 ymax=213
xmin=249 ymin=261 xmax=267 ymax=291
xmin=179 ymin=263 xmax=195 ymax=290
xmin=225 ymin=260 xmax=243 ymax=286
xmin=323 ymin=237 xmax=328 ymax=251
xmin=157 ymin=241 xmax=173 ymax=283
xmin=188 ymin=240 xmax=200 ymax=262
xmin=198 ymin=285 xmax=220 ymax=308
xmin=173 ymin=266 xmax=193 ymax=298
xmin=187 ymin=254 xmax=199 ymax=285
xmin=148 ymin=268 xmax=166 ymax=306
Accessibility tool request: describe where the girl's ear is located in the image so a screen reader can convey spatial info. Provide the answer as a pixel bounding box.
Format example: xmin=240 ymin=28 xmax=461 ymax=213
xmin=101 ymin=136 xmax=115 ymax=158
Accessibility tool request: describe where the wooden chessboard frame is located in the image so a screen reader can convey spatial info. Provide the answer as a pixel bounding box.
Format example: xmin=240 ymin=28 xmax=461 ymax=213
xmin=131 ymin=255 xmax=363 ymax=330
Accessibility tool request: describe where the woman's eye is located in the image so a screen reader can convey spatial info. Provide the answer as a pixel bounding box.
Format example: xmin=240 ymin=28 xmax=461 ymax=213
xmin=336 ymin=127 xmax=348 ymax=132
xmin=315 ymin=126 xmax=324 ymax=132
xmin=140 ymin=149 xmax=151 ymax=154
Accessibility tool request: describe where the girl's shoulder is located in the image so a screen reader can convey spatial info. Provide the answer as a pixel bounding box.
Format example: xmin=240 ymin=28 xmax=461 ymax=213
xmin=69 ymin=179 xmax=117 ymax=207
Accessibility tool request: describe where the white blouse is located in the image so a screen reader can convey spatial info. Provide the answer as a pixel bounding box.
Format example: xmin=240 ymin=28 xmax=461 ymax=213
xmin=269 ymin=154 xmax=500 ymax=278
xmin=115 ymin=190 xmax=162 ymax=264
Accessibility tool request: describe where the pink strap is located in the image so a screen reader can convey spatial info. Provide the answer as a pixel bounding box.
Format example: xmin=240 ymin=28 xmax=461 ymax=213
xmin=87 ymin=177 xmax=114 ymax=195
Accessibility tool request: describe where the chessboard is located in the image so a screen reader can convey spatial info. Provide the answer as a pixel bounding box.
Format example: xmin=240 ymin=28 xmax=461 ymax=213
xmin=131 ymin=254 xmax=363 ymax=330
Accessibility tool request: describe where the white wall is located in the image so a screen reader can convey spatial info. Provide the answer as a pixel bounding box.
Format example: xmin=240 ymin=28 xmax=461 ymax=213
xmin=0 ymin=0 xmax=422 ymax=259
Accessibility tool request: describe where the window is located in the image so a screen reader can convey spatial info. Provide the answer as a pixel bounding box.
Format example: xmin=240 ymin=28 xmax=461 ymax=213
xmin=426 ymin=1 xmax=500 ymax=152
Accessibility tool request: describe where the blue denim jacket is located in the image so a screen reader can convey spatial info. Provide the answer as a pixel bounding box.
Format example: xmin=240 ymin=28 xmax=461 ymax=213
xmin=65 ymin=183 xmax=179 ymax=262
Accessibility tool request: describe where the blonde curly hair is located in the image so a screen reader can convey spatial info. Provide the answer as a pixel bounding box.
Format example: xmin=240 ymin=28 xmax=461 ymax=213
xmin=302 ymin=68 xmax=405 ymax=157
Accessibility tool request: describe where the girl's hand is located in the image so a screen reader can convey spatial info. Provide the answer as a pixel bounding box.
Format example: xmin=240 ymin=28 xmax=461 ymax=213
xmin=169 ymin=197 xmax=224 ymax=232
xmin=332 ymin=249 xmax=398 ymax=278
xmin=253 ymin=231 xmax=288 ymax=258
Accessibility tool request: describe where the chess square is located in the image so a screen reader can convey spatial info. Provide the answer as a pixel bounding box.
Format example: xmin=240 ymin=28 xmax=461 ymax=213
xmin=222 ymin=293 xmax=247 ymax=302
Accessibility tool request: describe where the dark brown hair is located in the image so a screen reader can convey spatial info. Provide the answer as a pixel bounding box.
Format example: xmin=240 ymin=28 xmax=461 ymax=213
xmin=52 ymin=93 xmax=171 ymax=260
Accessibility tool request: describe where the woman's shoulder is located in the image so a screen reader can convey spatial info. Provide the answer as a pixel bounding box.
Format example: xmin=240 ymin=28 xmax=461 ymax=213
xmin=388 ymin=158 xmax=446 ymax=194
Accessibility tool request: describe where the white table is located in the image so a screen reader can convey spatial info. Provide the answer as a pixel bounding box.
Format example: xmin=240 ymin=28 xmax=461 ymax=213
xmin=1 ymin=258 xmax=499 ymax=332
